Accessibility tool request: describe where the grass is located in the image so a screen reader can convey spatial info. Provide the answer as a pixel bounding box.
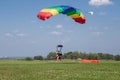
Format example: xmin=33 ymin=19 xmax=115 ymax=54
xmin=0 ymin=60 xmax=120 ymax=80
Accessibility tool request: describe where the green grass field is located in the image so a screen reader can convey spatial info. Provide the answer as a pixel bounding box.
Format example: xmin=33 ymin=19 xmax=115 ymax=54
xmin=0 ymin=60 xmax=120 ymax=80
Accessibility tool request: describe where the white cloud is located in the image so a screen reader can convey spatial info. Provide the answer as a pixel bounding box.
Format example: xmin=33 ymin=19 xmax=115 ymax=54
xmin=103 ymin=26 xmax=109 ymax=30
xmin=31 ymin=41 xmax=37 ymax=44
xmin=51 ymin=31 xmax=62 ymax=35
xmin=5 ymin=33 xmax=13 ymax=37
xmin=92 ymin=31 xmax=103 ymax=36
xmin=16 ymin=33 xmax=27 ymax=37
xmin=39 ymin=26 xmax=43 ymax=29
xmin=89 ymin=0 xmax=113 ymax=6
xmin=56 ymin=25 xmax=63 ymax=28
xmin=5 ymin=30 xmax=28 ymax=38
xmin=99 ymin=12 xmax=106 ymax=15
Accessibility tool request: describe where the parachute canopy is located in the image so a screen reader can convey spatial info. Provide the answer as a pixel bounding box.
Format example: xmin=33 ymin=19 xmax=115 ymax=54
xmin=82 ymin=59 xmax=100 ymax=63
xmin=57 ymin=45 xmax=63 ymax=47
xmin=37 ymin=5 xmax=86 ymax=24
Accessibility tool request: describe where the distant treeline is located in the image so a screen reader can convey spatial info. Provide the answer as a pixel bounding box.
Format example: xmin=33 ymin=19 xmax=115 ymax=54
xmin=2 ymin=51 xmax=119 ymax=61
xmin=27 ymin=51 xmax=120 ymax=61
xmin=46 ymin=51 xmax=120 ymax=61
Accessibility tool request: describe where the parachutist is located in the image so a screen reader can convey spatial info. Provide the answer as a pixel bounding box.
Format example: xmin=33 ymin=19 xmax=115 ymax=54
xmin=56 ymin=45 xmax=63 ymax=61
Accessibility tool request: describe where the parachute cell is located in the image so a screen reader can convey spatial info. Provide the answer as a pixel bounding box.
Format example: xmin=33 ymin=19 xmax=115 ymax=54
xmin=37 ymin=5 xmax=86 ymax=24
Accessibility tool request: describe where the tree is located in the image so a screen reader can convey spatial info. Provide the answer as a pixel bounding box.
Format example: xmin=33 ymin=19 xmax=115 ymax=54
xmin=97 ymin=53 xmax=104 ymax=59
xmin=71 ymin=51 xmax=80 ymax=59
xmin=79 ymin=52 xmax=88 ymax=59
xmin=87 ymin=53 xmax=99 ymax=60
xmin=114 ymin=55 xmax=120 ymax=61
xmin=63 ymin=51 xmax=80 ymax=59
xmin=34 ymin=55 xmax=43 ymax=60
xmin=103 ymin=53 xmax=114 ymax=60
xmin=47 ymin=52 xmax=56 ymax=60
xmin=25 ymin=57 xmax=33 ymax=61
xmin=63 ymin=52 xmax=72 ymax=59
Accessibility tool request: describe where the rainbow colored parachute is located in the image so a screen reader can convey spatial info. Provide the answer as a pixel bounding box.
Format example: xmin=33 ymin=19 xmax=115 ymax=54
xmin=37 ymin=5 xmax=86 ymax=24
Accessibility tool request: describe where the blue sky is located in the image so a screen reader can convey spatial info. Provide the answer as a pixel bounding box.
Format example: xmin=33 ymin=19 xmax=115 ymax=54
xmin=0 ymin=0 xmax=120 ymax=57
